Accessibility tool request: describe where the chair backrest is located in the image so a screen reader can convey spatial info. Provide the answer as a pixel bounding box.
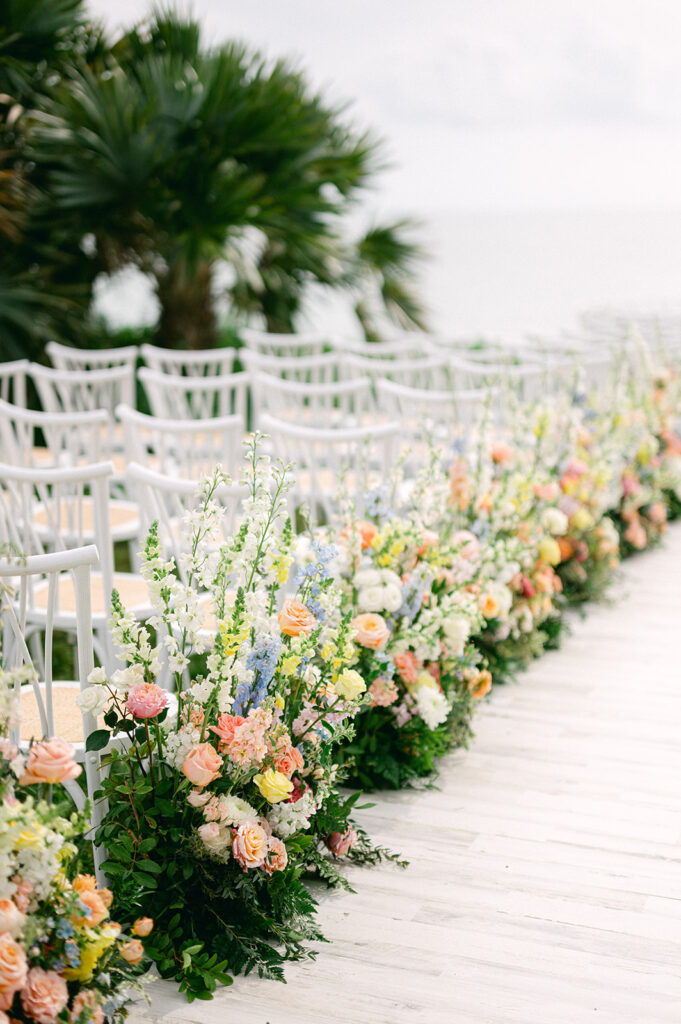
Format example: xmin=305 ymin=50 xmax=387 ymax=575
xmin=259 ymin=412 xmax=400 ymax=525
xmin=30 ymin=363 xmax=135 ymax=460
xmin=140 ymin=343 xmax=236 ymax=377
xmin=250 ymin=369 xmax=375 ymax=428
xmin=138 ymin=366 xmax=248 ymax=420
xmin=344 ymin=352 xmax=453 ymax=390
xmin=116 ymin=404 xmax=243 ymax=478
xmin=125 ymin=462 xmax=247 ymax=578
xmin=0 ymin=461 xmax=115 ymax=614
xmin=0 ymin=543 xmax=109 ymax=879
xmin=240 ymin=328 xmax=332 ymax=358
xmin=0 ymin=398 xmax=108 ymax=469
xmin=376 ymin=378 xmax=493 ymax=445
xmin=240 ymin=348 xmax=355 ymax=384
xmin=46 ymin=340 xmax=139 ymax=373
xmin=332 ymin=335 xmax=430 ymax=359
xmin=0 ymin=359 xmax=29 ymax=407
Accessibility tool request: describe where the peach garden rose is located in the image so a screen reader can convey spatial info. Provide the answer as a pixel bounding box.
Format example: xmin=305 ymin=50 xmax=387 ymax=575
xmin=278 ymin=599 xmax=317 ymax=637
xmin=20 ymin=967 xmax=68 ymax=1024
xmin=19 ymin=738 xmax=82 ymax=786
xmin=351 ymin=612 xmax=390 ymax=650
xmin=232 ymin=822 xmax=268 ymax=870
xmin=182 ymin=743 xmax=223 ymax=788
xmin=0 ymin=933 xmax=27 ymax=1011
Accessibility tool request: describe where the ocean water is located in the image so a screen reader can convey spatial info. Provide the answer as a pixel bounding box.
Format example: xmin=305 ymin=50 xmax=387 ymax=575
xmin=93 ymin=207 xmax=681 ymax=342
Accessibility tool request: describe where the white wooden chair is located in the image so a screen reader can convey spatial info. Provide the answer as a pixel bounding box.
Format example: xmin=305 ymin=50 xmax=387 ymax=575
xmin=332 ymin=335 xmax=429 ymax=359
xmin=0 ymin=543 xmax=110 ymax=879
xmin=140 ymin=343 xmax=236 ymax=377
xmin=240 ymin=328 xmax=332 ymax=359
xmin=240 ymin=348 xmax=355 ymax=384
xmin=0 ymin=398 xmax=107 ymax=468
xmin=46 ymin=340 xmax=139 ymax=374
xmin=138 ymin=366 xmax=248 ymax=421
xmin=250 ymin=369 xmax=376 ymax=428
xmin=117 ymin=404 xmax=244 ymax=478
xmin=259 ymin=412 xmax=400 ymax=525
xmin=376 ymin=378 xmax=495 ymax=446
xmin=0 ymin=359 xmax=29 ymax=406
xmin=344 ymin=352 xmax=453 ymax=390
xmin=0 ymin=461 xmax=152 ymax=670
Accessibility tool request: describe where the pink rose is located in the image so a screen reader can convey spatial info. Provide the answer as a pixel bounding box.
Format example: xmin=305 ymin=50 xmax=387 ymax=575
xmin=232 ymin=822 xmax=268 ymax=870
xmin=351 ymin=613 xmax=390 ymax=650
xmin=19 ymin=739 xmax=81 ymax=785
xmin=451 ymin=529 xmax=480 ymax=561
xmin=0 ymin=901 xmax=24 ymax=938
xmin=21 ymin=968 xmax=68 ymax=1024
xmin=182 ymin=743 xmax=222 ymax=788
xmin=187 ymin=789 xmax=211 ymax=808
xmin=0 ymin=933 xmax=27 ymax=1010
xmin=394 ymin=650 xmax=420 ymax=684
xmin=70 ymin=990 xmax=103 ymax=1024
xmin=263 ymin=837 xmax=288 ymax=875
xmin=325 ymin=828 xmax=358 ymax=858
xmin=125 ymin=683 xmax=168 ymax=720
xmin=278 ymin=599 xmax=316 ymax=637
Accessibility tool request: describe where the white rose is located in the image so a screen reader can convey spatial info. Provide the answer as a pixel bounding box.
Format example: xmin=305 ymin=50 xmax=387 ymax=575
xmin=354 ymin=568 xmax=382 ymax=589
xmin=358 ymin=585 xmax=385 ymax=611
xmin=382 ymin=583 xmax=404 ymax=613
xmin=76 ymin=686 xmax=108 ymax=716
xmin=541 ymin=508 xmax=568 ymax=536
xmin=87 ymin=666 xmax=107 ymax=685
xmin=380 ymin=569 xmax=402 ymax=588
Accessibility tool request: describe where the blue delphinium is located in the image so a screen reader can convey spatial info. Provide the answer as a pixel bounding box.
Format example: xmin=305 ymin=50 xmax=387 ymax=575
xmin=364 ymin=485 xmax=392 ymax=520
xmin=232 ymin=634 xmax=282 ymax=714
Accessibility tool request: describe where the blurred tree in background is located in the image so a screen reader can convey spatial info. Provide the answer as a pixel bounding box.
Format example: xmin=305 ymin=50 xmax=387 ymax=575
xmin=0 ymin=1 xmax=426 ymax=354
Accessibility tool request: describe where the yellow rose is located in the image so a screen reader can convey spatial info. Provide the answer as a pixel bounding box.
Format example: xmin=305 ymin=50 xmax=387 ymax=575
xmin=253 ymin=769 xmax=294 ymax=804
xmin=334 ymin=669 xmax=366 ymax=701
xmin=538 ymin=537 xmax=561 ymax=565
xmin=415 ymin=670 xmax=438 ymax=691
xmin=570 ymin=507 xmax=593 ymax=532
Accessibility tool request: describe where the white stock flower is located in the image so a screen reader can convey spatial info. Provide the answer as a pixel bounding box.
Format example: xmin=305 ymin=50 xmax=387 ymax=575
xmin=541 ymin=508 xmax=569 ymax=536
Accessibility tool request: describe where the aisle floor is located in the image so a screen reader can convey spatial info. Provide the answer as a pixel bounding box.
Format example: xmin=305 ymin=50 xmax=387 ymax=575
xmin=130 ymin=527 xmax=681 ymax=1024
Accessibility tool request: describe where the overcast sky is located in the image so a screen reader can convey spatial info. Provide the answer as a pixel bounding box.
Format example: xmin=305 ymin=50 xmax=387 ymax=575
xmin=87 ymin=1 xmax=681 ymax=215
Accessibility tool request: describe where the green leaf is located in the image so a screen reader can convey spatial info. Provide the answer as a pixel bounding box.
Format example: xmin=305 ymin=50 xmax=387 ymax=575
xmin=85 ymin=729 xmax=110 ymax=752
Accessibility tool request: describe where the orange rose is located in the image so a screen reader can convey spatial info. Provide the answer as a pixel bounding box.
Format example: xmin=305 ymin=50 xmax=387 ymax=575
xmin=182 ymin=743 xmax=223 ymax=788
xmin=278 ymin=599 xmax=316 ymax=637
xmin=556 ymin=536 xmax=574 ymax=563
xmin=351 ymin=613 xmax=390 ymax=650
xmin=72 ymin=875 xmax=97 ymax=894
xmin=468 ymin=670 xmax=492 ymax=700
xmin=120 ymin=940 xmax=144 ymax=965
xmin=71 ymin=890 xmax=108 ymax=928
xmin=132 ymin=917 xmax=154 ymax=937
xmin=0 ymin=933 xmax=27 ymax=1009
xmin=19 ymin=738 xmax=81 ymax=785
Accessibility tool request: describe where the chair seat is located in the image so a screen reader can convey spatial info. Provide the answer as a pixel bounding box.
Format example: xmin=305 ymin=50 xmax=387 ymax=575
xmin=32 ymin=496 xmax=140 ymax=543
xmin=20 ymin=682 xmax=101 ymax=744
xmin=31 ymin=571 xmax=152 ymax=622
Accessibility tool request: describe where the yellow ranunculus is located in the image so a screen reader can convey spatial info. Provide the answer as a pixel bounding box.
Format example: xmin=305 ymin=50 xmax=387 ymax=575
xmin=570 ymin=507 xmax=593 ymax=532
xmin=333 ymin=669 xmax=366 ymax=701
xmin=538 ymin=537 xmax=561 ymax=565
xmin=253 ymin=769 xmax=294 ymax=804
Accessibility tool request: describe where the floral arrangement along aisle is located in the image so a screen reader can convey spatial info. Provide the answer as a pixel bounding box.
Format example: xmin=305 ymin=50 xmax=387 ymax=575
xmin=0 ymin=686 xmax=149 ymax=1023
xmin=86 ymin=440 xmax=398 ymax=1000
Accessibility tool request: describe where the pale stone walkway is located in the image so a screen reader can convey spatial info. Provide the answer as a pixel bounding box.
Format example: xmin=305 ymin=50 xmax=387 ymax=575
xmin=132 ymin=527 xmax=681 ymax=1024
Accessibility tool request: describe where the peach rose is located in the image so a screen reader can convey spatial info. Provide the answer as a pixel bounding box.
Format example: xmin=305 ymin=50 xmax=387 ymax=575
xmin=71 ymin=889 xmax=108 ymax=928
xmin=210 ymin=714 xmax=246 ymax=749
xmin=120 ymin=940 xmax=144 ymax=965
xmin=132 ymin=917 xmax=154 ymax=937
xmin=273 ymin=743 xmax=304 ymax=779
xmin=21 ymin=968 xmax=68 ymax=1024
xmin=70 ymin=990 xmax=103 ymax=1024
xmin=351 ymin=612 xmax=390 ymax=650
xmin=325 ymin=828 xmax=358 ymax=857
xmin=451 ymin=529 xmax=480 ymax=561
xmin=97 ymin=888 xmax=113 ymax=909
xmin=19 ymin=738 xmax=81 ymax=785
xmin=490 ymin=442 xmax=513 ymax=464
xmin=125 ymin=683 xmax=168 ymax=720
xmin=356 ymin=520 xmax=378 ymax=549
xmin=468 ymin=669 xmax=492 ymax=700
xmin=0 ymin=933 xmax=27 ymax=1009
xmin=278 ymin=599 xmax=316 ymax=637
xmin=0 ymin=901 xmax=24 ymax=938
xmin=393 ymin=650 xmax=420 ymax=684
xmin=232 ymin=822 xmax=268 ymax=870
xmin=263 ymin=837 xmax=288 ymax=875
xmin=182 ymin=743 xmax=223 ymax=788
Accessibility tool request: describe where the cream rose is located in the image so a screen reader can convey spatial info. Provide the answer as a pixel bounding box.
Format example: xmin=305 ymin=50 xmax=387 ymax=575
xmin=333 ymin=669 xmax=366 ymax=701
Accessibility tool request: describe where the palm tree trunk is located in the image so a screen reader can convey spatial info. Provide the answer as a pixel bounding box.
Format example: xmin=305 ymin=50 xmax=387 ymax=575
xmin=155 ymin=258 xmax=217 ymax=349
